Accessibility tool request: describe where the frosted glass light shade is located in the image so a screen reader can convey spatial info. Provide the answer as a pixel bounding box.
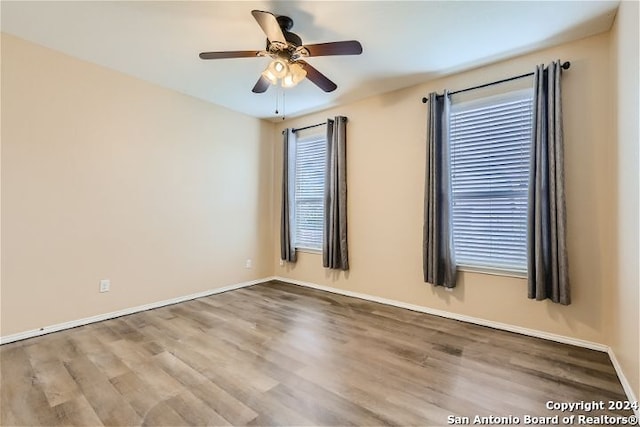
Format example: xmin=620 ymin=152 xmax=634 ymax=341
xmin=282 ymin=74 xmax=296 ymax=87
xmin=268 ymin=59 xmax=289 ymax=78
xmin=281 ymin=63 xmax=307 ymax=87
xmin=261 ymin=68 xmax=278 ymax=85
xmin=290 ymin=63 xmax=307 ymax=82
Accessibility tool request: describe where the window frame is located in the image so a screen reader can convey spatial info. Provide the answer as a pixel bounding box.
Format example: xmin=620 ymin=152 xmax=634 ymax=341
xmin=291 ymin=131 xmax=327 ymax=252
xmin=449 ymin=88 xmax=534 ymax=277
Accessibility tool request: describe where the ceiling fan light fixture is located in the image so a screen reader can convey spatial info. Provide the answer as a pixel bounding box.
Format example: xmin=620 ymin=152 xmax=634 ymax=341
xmin=200 ymin=10 xmax=363 ymax=94
xmin=281 ymin=62 xmax=307 ymax=88
xmin=282 ymin=74 xmax=296 ymax=88
xmin=290 ymin=63 xmax=307 ymax=82
xmin=261 ymin=68 xmax=278 ymax=85
xmin=281 ymin=63 xmax=307 ymax=88
xmin=268 ymin=59 xmax=289 ymax=79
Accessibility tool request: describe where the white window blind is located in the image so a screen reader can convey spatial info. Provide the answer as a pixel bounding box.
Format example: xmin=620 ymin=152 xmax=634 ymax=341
xmin=450 ymin=89 xmax=533 ymax=274
xmin=294 ymin=134 xmax=326 ymax=250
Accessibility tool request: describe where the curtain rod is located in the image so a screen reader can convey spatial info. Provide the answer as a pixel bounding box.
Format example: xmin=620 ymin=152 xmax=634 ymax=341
xmin=421 ymin=61 xmax=571 ymax=103
xmin=292 ymin=122 xmax=326 ymax=133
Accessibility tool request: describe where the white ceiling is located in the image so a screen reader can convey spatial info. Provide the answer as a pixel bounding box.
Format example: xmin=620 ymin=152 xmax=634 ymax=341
xmin=1 ymin=1 xmax=619 ymax=120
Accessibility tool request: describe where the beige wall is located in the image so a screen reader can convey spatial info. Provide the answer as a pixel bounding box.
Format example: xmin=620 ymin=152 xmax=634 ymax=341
xmin=274 ymin=33 xmax=617 ymax=346
xmin=1 ymin=34 xmax=274 ymax=336
xmin=1 ymin=9 xmax=635 ymax=396
xmin=610 ymin=0 xmax=639 ymax=400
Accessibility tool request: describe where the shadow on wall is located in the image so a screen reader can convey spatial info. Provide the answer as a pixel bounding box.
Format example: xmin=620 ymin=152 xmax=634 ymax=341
xmin=333 ymin=72 xmax=440 ymax=110
xmin=254 ymin=120 xmax=277 ymax=274
xmin=325 ymin=268 xmax=349 ymax=283
xmin=429 ymin=275 xmax=466 ymax=304
xmin=278 ymin=254 xmax=350 ymax=283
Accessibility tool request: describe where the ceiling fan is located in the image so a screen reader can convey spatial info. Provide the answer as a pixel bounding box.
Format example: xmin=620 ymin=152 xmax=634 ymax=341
xmin=199 ymin=10 xmax=363 ymax=93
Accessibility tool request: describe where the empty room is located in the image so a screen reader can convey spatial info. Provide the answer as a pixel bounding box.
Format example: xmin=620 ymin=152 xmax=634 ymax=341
xmin=1 ymin=1 xmax=638 ymax=426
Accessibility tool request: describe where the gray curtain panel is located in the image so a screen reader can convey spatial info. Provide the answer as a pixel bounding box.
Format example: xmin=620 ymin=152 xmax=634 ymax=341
xmin=423 ymin=92 xmax=457 ymax=288
xmin=528 ymin=61 xmax=570 ymax=305
xmin=323 ymin=116 xmax=349 ymax=270
xmin=280 ymin=128 xmax=297 ymax=263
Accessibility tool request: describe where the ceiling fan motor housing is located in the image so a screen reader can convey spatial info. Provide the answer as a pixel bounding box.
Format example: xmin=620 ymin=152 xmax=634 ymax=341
xmin=276 ymin=15 xmax=293 ymax=31
xmin=265 ymin=15 xmax=302 ymax=49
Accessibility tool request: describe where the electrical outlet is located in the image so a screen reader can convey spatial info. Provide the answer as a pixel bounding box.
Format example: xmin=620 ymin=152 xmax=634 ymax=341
xmin=99 ymin=279 xmax=110 ymax=293
xmin=245 ymin=259 xmax=252 ymax=269
xmin=279 ymin=259 xmax=284 ymax=266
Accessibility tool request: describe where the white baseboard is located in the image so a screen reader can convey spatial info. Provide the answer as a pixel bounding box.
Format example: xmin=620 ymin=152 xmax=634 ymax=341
xmin=608 ymin=348 xmax=640 ymax=419
xmin=0 ymin=277 xmax=272 ymax=345
xmin=3 ymin=274 xmax=637 ymax=414
xmin=273 ymin=276 xmax=640 ymax=410
xmin=273 ymin=276 xmax=608 ymax=351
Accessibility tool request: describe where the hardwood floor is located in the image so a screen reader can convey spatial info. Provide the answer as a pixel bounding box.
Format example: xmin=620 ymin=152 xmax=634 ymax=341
xmin=1 ymin=281 xmax=635 ymax=426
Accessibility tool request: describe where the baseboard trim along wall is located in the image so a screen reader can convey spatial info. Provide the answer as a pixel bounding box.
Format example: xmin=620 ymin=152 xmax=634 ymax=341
xmin=271 ymin=276 xmax=638 ymax=409
xmin=0 ymin=274 xmax=609 ymax=351
xmin=2 ymin=275 xmax=636 ymax=415
xmin=272 ymin=276 xmax=607 ymax=350
xmin=608 ymin=348 xmax=640 ymax=419
xmin=0 ymin=277 xmax=269 ymax=345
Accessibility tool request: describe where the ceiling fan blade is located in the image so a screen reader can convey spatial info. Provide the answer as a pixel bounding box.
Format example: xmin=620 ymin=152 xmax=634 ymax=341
xmin=199 ymin=51 xmax=260 ymax=60
xmin=303 ymin=41 xmax=363 ymax=57
xmin=298 ymin=61 xmax=337 ymax=92
xmin=252 ymin=75 xmax=271 ymax=93
xmin=251 ymin=10 xmax=286 ymax=44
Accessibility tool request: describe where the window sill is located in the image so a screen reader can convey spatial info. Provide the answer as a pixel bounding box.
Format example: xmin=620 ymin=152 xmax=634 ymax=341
xmin=295 ymin=247 xmax=322 ymax=255
xmin=457 ymin=265 xmax=527 ymax=279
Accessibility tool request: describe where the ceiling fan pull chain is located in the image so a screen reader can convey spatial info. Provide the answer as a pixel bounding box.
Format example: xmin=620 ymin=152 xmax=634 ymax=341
xmin=275 ymin=87 xmax=279 ymax=115
xmin=282 ymin=92 xmax=286 ymax=120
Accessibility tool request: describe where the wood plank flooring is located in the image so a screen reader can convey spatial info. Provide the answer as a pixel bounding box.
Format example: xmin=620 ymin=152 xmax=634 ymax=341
xmin=1 ymin=281 xmax=635 ymax=426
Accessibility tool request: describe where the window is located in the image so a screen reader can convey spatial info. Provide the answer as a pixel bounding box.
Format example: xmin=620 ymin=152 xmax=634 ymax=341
xmin=293 ymin=132 xmax=326 ymax=250
xmin=450 ymin=89 xmax=533 ymax=274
